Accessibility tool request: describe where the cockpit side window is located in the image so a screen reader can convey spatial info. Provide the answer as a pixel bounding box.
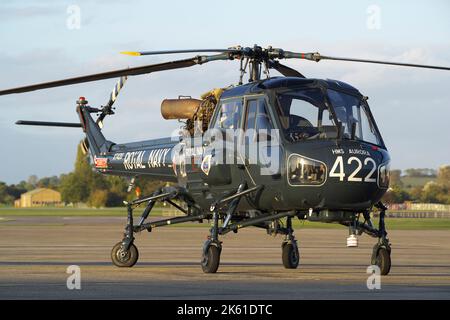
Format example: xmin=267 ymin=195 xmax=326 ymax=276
xmin=245 ymin=97 xmax=274 ymax=142
xmin=212 ymin=98 xmax=243 ymax=130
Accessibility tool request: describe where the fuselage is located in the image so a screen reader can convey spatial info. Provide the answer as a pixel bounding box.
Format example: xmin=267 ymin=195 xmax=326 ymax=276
xmin=93 ymin=77 xmax=390 ymax=215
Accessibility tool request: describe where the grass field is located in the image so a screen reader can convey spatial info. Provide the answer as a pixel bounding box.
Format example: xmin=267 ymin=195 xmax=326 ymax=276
xmin=1 ymin=207 xmax=450 ymax=230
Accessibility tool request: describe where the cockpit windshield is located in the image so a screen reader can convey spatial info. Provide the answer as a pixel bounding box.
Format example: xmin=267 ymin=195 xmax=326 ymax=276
xmin=274 ymin=87 xmax=383 ymax=147
xmin=327 ymin=89 xmax=383 ymax=147
xmin=275 ymin=88 xmax=337 ymax=142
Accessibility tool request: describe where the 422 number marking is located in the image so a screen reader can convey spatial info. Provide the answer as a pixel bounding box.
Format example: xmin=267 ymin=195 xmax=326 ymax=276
xmin=329 ymin=156 xmax=377 ymax=183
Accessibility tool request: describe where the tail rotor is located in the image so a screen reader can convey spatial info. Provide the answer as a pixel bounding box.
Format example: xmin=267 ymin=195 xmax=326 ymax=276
xmin=97 ymin=76 xmax=128 ymax=129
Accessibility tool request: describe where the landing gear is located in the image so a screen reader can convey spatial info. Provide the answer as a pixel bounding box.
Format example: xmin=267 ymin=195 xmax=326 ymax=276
xmin=281 ymin=216 xmax=299 ymax=269
xmin=282 ymin=242 xmax=299 ymax=269
xmin=111 ymin=204 xmax=139 ymax=267
xmin=374 ymin=247 xmax=391 ymax=275
xmin=110 ymin=187 xmax=206 ymax=269
xmin=202 ymin=204 xmax=222 ymax=273
xmin=111 ymin=241 xmax=139 ymax=267
xmin=201 ymin=243 xmax=221 ymax=273
xmin=370 ymin=202 xmax=392 ymax=275
xmin=344 ymin=202 xmax=392 ymax=275
xmin=110 ymin=182 xmax=305 ymax=273
xmin=199 ymin=183 xmax=266 ymax=273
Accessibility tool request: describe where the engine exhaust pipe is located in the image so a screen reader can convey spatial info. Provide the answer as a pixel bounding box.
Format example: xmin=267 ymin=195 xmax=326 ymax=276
xmin=161 ymin=98 xmax=202 ymax=120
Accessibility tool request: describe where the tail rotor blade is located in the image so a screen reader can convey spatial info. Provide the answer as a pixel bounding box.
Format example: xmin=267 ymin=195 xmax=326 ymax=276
xmin=106 ymin=75 xmax=127 ymax=109
xmin=98 ymin=76 xmax=128 ymax=128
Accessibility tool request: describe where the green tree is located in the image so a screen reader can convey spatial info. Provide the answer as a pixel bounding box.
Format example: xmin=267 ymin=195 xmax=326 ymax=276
xmin=0 ymin=182 xmax=14 ymax=204
xmin=88 ymin=190 xmax=108 ymax=208
xmin=420 ymin=182 xmax=445 ymax=203
xmin=408 ymin=186 xmax=423 ymax=201
xmin=0 ymin=182 xmax=28 ymax=205
xmin=60 ymin=142 xmax=96 ymax=204
xmin=437 ymin=165 xmax=450 ymax=189
xmin=382 ymin=186 xmax=409 ymax=204
xmin=37 ymin=176 xmax=60 ymax=190
xmin=389 ymin=169 xmax=403 ymax=187
xmin=104 ymin=176 xmax=128 ymax=206
xmin=27 ymin=175 xmax=38 ymax=188
xmin=60 ymin=173 xmax=89 ymax=203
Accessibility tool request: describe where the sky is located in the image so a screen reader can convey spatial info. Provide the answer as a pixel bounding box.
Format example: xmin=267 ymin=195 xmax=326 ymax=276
xmin=0 ymin=0 xmax=449 ymax=184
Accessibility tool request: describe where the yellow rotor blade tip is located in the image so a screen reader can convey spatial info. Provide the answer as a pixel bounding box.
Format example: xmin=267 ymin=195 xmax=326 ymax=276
xmin=120 ymin=51 xmax=141 ymax=56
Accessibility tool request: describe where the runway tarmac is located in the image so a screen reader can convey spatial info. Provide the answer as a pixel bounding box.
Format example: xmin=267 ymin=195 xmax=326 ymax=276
xmin=0 ymin=216 xmax=449 ymax=299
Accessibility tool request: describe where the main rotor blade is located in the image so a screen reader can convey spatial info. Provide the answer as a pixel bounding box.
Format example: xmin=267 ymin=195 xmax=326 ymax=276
xmin=320 ymin=55 xmax=450 ymax=71
xmin=121 ymin=48 xmax=240 ymax=56
xmin=16 ymin=120 xmax=82 ymax=128
xmin=268 ymin=60 xmax=305 ymax=78
xmin=0 ymin=57 xmax=201 ymax=96
xmin=283 ymin=51 xmax=450 ymax=71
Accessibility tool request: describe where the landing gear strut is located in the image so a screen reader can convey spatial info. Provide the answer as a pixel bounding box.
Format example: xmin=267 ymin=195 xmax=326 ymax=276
xmin=201 ymin=207 xmax=222 ymax=273
xmin=281 ymin=216 xmax=299 ymax=269
xmin=343 ymin=202 xmax=392 ymax=275
xmin=371 ymin=202 xmax=392 ymax=275
xmin=110 ymin=187 xmax=206 ymax=268
xmin=111 ymin=182 xmax=302 ymax=273
xmin=111 ymin=203 xmax=139 ymax=267
xmin=201 ymin=183 xmax=263 ymax=273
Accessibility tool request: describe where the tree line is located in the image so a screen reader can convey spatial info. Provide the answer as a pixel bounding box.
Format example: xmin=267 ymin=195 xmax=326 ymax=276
xmin=383 ymin=166 xmax=450 ymax=204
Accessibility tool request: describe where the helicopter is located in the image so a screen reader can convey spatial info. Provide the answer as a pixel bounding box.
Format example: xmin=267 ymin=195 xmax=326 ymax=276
xmin=1 ymin=45 xmax=449 ymax=274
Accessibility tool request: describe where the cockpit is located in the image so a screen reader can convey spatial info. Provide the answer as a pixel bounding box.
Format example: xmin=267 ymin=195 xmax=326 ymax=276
xmin=275 ymin=86 xmax=384 ymax=147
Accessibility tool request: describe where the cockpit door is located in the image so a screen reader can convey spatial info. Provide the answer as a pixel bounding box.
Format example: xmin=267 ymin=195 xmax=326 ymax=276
xmin=238 ymin=95 xmax=283 ymax=208
xmin=201 ymin=97 xmax=244 ymax=189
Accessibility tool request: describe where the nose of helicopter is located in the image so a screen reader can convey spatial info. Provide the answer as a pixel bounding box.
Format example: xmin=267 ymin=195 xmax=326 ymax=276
xmin=285 ymin=140 xmax=390 ymax=210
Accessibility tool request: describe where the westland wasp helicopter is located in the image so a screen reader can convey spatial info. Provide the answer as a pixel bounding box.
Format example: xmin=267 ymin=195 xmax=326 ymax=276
xmin=1 ymin=45 xmax=449 ymax=274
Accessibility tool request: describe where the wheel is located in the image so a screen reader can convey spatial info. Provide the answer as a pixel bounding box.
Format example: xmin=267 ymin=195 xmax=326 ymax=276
xmin=111 ymin=241 xmax=139 ymax=267
xmin=282 ymin=242 xmax=299 ymax=269
xmin=375 ymin=247 xmax=391 ymax=275
xmin=201 ymin=244 xmax=221 ymax=273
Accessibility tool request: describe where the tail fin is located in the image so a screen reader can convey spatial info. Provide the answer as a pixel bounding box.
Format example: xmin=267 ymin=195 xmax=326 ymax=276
xmin=76 ymin=97 xmax=114 ymax=158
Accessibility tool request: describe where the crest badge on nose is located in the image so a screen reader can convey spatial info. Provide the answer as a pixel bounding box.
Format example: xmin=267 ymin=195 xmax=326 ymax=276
xmin=201 ymin=155 xmax=212 ymax=176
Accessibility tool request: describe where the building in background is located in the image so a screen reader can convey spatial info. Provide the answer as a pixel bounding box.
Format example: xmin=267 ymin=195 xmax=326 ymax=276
xmin=14 ymin=188 xmax=62 ymax=208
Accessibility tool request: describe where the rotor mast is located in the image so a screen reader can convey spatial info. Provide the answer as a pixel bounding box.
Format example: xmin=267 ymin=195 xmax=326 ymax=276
xmin=248 ymin=45 xmax=263 ymax=82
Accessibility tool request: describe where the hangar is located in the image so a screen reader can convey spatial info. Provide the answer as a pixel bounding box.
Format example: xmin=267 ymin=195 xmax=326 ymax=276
xmin=14 ymin=188 xmax=62 ymax=208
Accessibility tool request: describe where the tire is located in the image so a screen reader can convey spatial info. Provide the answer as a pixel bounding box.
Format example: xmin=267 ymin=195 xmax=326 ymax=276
xmin=111 ymin=241 xmax=139 ymax=267
xmin=375 ymin=247 xmax=391 ymax=275
xmin=282 ymin=242 xmax=299 ymax=269
xmin=201 ymin=245 xmax=221 ymax=273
